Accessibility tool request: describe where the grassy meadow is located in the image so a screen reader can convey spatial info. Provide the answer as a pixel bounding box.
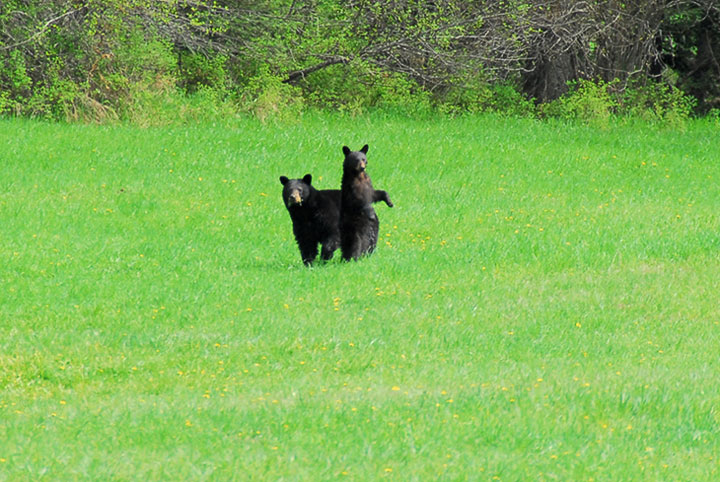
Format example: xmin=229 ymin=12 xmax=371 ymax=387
xmin=1 ymin=113 xmax=719 ymax=480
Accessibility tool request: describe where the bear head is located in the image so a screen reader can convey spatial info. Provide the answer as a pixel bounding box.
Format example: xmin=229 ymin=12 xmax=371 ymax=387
xmin=342 ymin=144 xmax=369 ymax=174
xmin=280 ymin=174 xmax=313 ymax=208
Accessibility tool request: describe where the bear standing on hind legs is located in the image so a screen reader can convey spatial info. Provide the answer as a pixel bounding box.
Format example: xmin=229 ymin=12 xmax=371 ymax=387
xmin=340 ymin=144 xmax=394 ymax=261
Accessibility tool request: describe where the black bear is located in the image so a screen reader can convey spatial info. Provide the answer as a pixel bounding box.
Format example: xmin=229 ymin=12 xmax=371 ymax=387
xmin=340 ymin=144 xmax=393 ymax=261
xmin=280 ymin=174 xmax=341 ymax=265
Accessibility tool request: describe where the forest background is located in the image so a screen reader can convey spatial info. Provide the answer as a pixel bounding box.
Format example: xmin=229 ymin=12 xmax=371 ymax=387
xmin=1 ymin=0 xmax=720 ymax=124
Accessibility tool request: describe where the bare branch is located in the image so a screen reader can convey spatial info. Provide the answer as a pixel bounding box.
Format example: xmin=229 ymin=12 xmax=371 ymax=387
xmin=0 ymin=7 xmax=83 ymax=51
xmin=283 ymin=56 xmax=351 ymax=83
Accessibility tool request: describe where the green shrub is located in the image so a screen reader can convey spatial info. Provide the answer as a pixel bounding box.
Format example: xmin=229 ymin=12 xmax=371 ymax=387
xmin=4 ymin=50 xmax=32 ymax=97
xmin=0 ymin=46 xmax=83 ymax=120
xmin=619 ymin=81 xmax=696 ymax=125
xmin=178 ymin=53 xmax=230 ymax=93
xmin=436 ymin=80 xmax=535 ymax=117
xmin=365 ymin=71 xmax=432 ymax=116
xmin=121 ymin=86 xmax=240 ymax=127
xmin=241 ymin=68 xmax=305 ymax=122
xmin=0 ymin=50 xmax=32 ymax=116
xmin=435 ymin=80 xmax=486 ymax=115
xmin=482 ymin=84 xmax=536 ymax=117
xmin=541 ymin=78 xmax=617 ymax=126
xmin=540 ymin=77 xmax=697 ymax=127
xmin=299 ymin=61 xmax=431 ymax=116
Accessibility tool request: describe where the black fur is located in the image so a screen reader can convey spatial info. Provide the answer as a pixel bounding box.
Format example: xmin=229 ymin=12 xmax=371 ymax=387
xmin=339 ymin=144 xmax=393 ymax=261
xmin=280 ymin=174 xmax=341 ymax=265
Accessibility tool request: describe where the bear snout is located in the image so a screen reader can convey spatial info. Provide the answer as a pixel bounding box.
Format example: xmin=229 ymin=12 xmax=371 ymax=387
xmin=287 ymin=192 xmax=303 ymax=206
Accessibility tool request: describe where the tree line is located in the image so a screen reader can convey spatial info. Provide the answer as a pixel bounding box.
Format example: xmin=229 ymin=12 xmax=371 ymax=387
xmin=1 ymin=0 xmax=719 ymax=122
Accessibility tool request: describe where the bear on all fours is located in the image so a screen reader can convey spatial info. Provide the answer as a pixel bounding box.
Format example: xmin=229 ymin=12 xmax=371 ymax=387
xmin=279 ymin=174 xmax=341 ymax=265
xmin=339 ymin=144 xmax=393 ymax=261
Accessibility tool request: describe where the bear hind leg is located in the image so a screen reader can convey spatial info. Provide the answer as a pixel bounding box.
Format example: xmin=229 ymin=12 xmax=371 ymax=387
xmin=341 ymin=232 xmax=364 ymax=261
xmin=320 ymin=236 xmax=339 ymax=261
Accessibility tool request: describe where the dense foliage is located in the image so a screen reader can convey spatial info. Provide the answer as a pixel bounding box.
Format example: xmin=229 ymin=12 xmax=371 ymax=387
xmin=1 ymin=0 xmax=719 ymax=122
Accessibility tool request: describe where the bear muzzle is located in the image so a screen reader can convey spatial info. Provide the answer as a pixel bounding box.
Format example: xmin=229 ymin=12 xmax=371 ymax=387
xmin=287 ymin=191 xmax=303 ymax=206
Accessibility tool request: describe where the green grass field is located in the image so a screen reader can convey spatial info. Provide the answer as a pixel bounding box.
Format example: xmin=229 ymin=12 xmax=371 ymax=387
xmin=1 ymin=113 xmax=719 ymax=480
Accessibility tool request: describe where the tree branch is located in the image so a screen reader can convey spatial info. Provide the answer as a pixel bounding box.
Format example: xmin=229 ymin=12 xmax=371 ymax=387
xmin=282 ymin=56 xmax=350 ymax=83
xmin=0 ymin=8 xmax=83 ymax=51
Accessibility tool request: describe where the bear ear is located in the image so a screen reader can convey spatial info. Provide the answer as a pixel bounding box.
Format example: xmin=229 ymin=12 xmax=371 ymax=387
xmin=303 ymin=174 xmax=312 ymax=185
xmin=280 ymin=176 xmax=289 ymax=185
xmin=360 ymin=144 xmax=369 ymax=154
xmin=342 ymin=146 xmax=351 ymax=156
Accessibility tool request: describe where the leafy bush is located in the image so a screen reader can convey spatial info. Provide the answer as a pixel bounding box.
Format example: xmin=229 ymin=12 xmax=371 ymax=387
xmin=297 ymin=61 xmax=432 ymax=116
xmin=178 ymin=53 xmax=230 ymax=93
xmin=482 ymin=84 xmax=536 ymax=117
xmin=619 ymin=81 xmax=697 ymax=125
xmin=437 ymin=80 xmax=536 ymax=117
xmin=241 ymin=68 xmax=305 ymax=122
xmin=435 ymin=78 xmax=487 ymax=115
xmin=362 ymin=70 xmax=432 ymax=116
xmin=0 ymin=50 xmax=33 ymax=116
xmin=541 ymin=79 xmax=617 ymax=126
xmin=123 ymin=85 xmax=238 ymax=127
xmin=539 ymin=77 xmax=697 ymax=127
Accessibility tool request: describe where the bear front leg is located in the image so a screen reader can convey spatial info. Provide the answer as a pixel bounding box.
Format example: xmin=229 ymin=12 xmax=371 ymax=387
xmin=373 ymin=190 xmax=394 ymax=207
xmin=297 ymin=239 xmax=319 ymax=265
